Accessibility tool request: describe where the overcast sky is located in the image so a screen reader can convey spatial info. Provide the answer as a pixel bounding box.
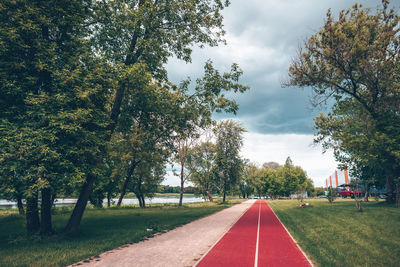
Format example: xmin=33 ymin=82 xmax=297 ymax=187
xmin=164 ymin=0 xmax=385 ymax=187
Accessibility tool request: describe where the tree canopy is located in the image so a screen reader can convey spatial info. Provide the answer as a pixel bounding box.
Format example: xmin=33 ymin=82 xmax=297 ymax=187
xmin=0 ymin=0 xmax=250 ymax=235
xmin=286 ymin=0 xmax=400 ymax=205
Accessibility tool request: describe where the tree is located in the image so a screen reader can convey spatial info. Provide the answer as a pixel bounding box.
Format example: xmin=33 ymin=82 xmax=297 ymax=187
xmin=278 ymin=157 xmax=307 ymax=197
xmin=64 ymin=0 xmax=247 ymax=234
xmin=1 ymin=0 xmax=250 ymax=235
xmin=129 ymin=153 xmax=166 ymax=208
xmin=286 ymin=1 xmax=400 ymax=205
xmin=108 ymin=67 xmax=183 ymax=207
xmin=186 ymin=142 xmax=217 ymax=201
xmin=244 ymin=159 xmax=313 ymax=200
xmin=239 ymin=161 xmax=254 ymax=199
xmin=172 ymin=60 xmax=249 ymax=206
xmin=261 ymin=169 xmax=282 ymax=199
xmin=214 ymin=120 xmax=246 ymax=202
xmin=314 ymin=100 xmax=389 ymax=204
xmin=0 ymin=0 xmax=113 ymax=234
xmin=248 ymin=164 xmax=268 ymax=198
xmin=174 ymin=134 xmax=198 ymax=207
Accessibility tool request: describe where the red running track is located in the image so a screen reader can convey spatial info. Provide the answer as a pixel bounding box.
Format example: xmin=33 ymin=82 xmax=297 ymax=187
xmin=196 ymin=200 xmax=311 ymax=267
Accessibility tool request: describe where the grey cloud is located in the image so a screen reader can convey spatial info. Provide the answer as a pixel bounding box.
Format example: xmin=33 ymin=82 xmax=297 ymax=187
xmin=166 ymin=0 xmax=387 ymax=135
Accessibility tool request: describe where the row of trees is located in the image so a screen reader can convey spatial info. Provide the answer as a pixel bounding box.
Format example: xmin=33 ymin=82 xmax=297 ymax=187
xmin=183 ymin=124 xmax=314 ymax=201
xmin=0 ymin=0 xmax=249 ymax=235
xmin=286 ymin=0 xmax=400 ymax=206
xmin=241 ymin=158 xmax=314 ymax=199
xmin=184 ymin=120 xmax=246 ymax=202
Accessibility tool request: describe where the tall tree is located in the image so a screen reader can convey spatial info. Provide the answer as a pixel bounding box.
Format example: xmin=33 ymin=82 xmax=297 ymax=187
xmin=109 ymin=67 xmax=182 ymax=207
xmin=214 ymin=120 xmax=246 ymax=202
xmin=130 ymin=153 xmax=166 ymax=208
xmin=286 ymin=1 xmax=400 ymax=204
xmin=186 ymin=141 xmax=217 ymax=201
xmin=174 ymin=135 xmax=197 ymax=207
xmin=238 ymin=161 xmax=254 ymax=199
xmin=278 ymin=157 xmax=307 ymax=197
xmin=64 ymin=0 xmax=242 ymax=234
xmin=0 ymin=0 xmax=112 ymax=234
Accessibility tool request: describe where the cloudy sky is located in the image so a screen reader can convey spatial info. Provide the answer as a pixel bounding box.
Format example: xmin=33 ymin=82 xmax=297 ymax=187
xmin=164 ymin=0 xmax=384 ymax=187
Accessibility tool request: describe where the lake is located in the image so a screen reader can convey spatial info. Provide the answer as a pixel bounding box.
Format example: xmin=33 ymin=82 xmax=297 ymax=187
xmin=0 ymin=197 xmax=204 ymax=209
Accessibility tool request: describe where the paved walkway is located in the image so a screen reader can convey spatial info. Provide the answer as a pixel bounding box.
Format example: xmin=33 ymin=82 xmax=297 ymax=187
xmin=74 ymin=200 xmax=254 ymax=267
xmin=195 ymin=200 xmax=313 ymax=267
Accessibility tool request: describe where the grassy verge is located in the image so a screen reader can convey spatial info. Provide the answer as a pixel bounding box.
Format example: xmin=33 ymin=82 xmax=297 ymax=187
xmin=268 ymin=199 xmax=400 ymax=267
xmin=0 ymin=200 xmax=243 ymax=267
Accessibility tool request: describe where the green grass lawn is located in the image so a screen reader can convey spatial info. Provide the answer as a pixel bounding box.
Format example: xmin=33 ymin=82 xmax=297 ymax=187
xmin=268 ymin=199 xmax=400 ymax=267
xmin=0 ymin=200 xmax=242 ymax=267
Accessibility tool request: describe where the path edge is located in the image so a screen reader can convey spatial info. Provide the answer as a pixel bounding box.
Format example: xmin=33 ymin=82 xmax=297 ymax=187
xmin=267 ymin=201 xmax=314 ymax=267
xmin=193 ymin=200 xmax=254 ymax=267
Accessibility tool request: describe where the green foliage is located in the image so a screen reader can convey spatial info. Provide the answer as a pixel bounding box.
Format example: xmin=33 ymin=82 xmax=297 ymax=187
xmin=214 ymin=120 xmax=246 ymax=201
xmin=247 ymin=157 xmax=312 ymax=198
xmin=0 ymin=0 xmax=113 ymax=201
xmin=0 ymin=0 xmax=249 ymax=233
xmin=186 ymin=141 xmax=217 ymax=198
xmin=91 ymin=0 xmax=230 ymax=71
xmin=278 ymin=157 xmax=307 ymax=196
xmin=287 ymin=0 xmax=400 ymax=204
xmin=238 ymin=160 xmax=255 ymax=198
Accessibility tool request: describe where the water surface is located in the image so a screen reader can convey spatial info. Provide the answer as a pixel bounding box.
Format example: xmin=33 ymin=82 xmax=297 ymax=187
xmin=0 ymin=197 xmax=204 ymax=209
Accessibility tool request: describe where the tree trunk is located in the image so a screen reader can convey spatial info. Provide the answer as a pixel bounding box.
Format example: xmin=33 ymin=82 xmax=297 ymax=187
xmin=141 ymin=194 xmax=145 ymax=208
xmin=16 ymin=194 xmax=24 ymax=215
xmin=136 ymin=192 xmax=145 ymax=208
xmin=364 ymin=184 xmax=369 ymax=202
xmin=117 ymin=177 xmax=130 ymax=206
xmin=385 ymin=172 xmax=396 ymax=204
xmin=135 ymin=178 xmax=145 ymax=209
xmin=40 ymin=187 xmax=53 ymax=235
xmin=396 ymin=183 xmax=400 ymax=208
xmin=222 ymin=191 xmax=226 ymax=202
xmin=26 ymin=193 xmax=40 ymax=234
xmin=206 ymin=189 xmax=213 ymax=202
xmin=178 ymin=163 xmax=184 ymax=207
xmin=136 ymin=193 xmax=142 ymax=207
xmin=117 ymin=162 xmax=137 ymax=206
xmin=51 ymin=193 xmax=56 ymax=206
xmin=63 ymin=173 xmax=96 ymax=235
xmin=107 ymin=191 xmax=111 ymax=208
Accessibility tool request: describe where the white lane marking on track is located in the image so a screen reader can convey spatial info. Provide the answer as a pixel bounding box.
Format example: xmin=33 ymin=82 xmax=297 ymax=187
xmin=268 ymin=202 xmax=314 ymax=267
xmin=254 ymin=200 xmax=261 ymax=267
xmin=193 ymin=200 xmax=256 ymax=267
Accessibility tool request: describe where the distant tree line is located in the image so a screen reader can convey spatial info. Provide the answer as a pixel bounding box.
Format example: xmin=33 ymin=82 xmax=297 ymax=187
xmin=239 ymin=158 xmax=314 ymax=199
xmin=157 ymin=185 xmax=197 ymax=194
